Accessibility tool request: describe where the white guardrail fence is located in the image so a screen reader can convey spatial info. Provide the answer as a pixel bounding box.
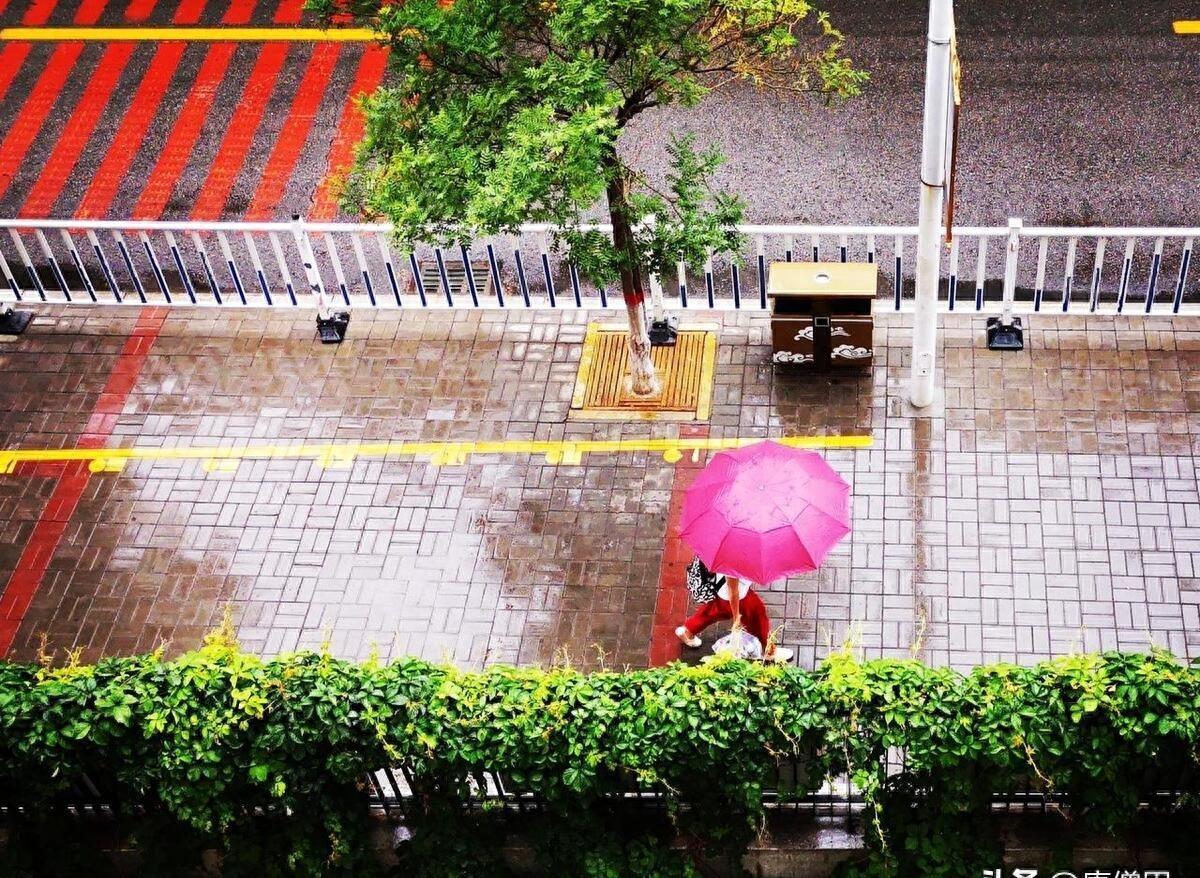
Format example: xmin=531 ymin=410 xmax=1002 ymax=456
xmin=0 ymin=217 xmax=1195 ymax=318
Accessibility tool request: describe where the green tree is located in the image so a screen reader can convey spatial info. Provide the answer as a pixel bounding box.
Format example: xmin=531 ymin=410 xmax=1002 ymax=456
xmin=313 ymin=0 xmax=866 ymax=393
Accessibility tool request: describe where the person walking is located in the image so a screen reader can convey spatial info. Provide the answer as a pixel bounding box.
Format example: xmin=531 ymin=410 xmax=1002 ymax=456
xmin=675 ymin=558 xmax=793 ymax=662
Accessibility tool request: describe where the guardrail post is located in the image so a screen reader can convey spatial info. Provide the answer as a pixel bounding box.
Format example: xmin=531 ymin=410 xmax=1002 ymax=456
xmin=291 ymin=215 xmax=348 ymax=344
xmin=986 ymin=217 xmax=1024 ymax=350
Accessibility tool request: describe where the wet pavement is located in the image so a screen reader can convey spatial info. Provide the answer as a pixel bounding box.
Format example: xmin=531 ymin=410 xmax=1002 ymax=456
xmin=1 ymin=308 xmax=1198 ymax=670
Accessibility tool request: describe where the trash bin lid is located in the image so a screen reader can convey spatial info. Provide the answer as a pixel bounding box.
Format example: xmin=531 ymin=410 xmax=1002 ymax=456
xmin=767 ymin=262 xmax=877 ymax=297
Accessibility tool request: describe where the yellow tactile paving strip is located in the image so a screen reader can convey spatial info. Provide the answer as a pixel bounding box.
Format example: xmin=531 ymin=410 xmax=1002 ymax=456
xmin=0 ymin=435 xmax=873 ymax=475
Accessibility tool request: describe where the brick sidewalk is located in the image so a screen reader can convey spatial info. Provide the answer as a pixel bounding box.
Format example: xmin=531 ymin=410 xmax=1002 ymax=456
xmin=0 ymin=308 xmax=1197 ymax=669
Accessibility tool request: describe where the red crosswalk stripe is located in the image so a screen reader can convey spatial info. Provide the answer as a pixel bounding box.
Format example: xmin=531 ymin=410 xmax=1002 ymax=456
xmin=222 ymin=0 xmax=260 ymax=26
xmin=0 ymin=43 xmax=32 ymax=104
xmin=123 ymin=0 xmax=155 ymax=21
xmin=131 ymin=44 xmax=235 ymax=219
xmin=0 ymin=43 xmax=84 ymax=201
xmin=311 ymin=45 xmax=388 ymax=220
xmin=20 ymin=43 xmax=135 ymax=217
xmin=76 ymin=43 xmax=186 ymax=218
xmin=191 ymin=43 xmax=289 ymax=219
xmin=173 ymin=0 xmax=207 ymax=24
xmin=0 ymin=0 xmax=65 ymax=93
xmin=274 ymin=0 xmax=305 ymax=24
xmin=76 ymin=0 xmax=108 ymax=24
xmin=0 ymin=0 xmax=106 ymax=205
xmin=246 ymin=43 xmax=340 ymax=220
xmin=22 ymin=0 xmax=59 ymax=25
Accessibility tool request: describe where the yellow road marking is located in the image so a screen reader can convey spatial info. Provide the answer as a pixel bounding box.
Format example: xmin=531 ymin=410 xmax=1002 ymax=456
xmin=1174 ymin=20 xmax=1200 ymax=34
xmin=0 ymin=435 xmax=873 ymax=474
xmin=0 ymin=26 xmax=377 ymax=41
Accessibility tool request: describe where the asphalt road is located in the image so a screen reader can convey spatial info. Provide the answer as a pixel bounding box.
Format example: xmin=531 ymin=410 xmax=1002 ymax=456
xmin=0 ymin=0 xmax=1196 ymax=225
xmin=622 ymin=0 xmax=1200 ymax=225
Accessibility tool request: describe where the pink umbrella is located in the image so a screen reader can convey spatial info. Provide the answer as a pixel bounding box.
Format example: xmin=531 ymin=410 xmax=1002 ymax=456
xmin=679 ymin=441 xmax=851 ymax=584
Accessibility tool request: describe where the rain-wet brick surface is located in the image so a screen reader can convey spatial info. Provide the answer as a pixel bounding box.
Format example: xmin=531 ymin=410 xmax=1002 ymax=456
xmin=1 ymin=308 xmax=1198 ymax=669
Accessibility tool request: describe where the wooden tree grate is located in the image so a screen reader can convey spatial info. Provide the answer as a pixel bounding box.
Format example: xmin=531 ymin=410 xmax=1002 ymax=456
xmin=569 ymin=323 xmax=716 ymax=421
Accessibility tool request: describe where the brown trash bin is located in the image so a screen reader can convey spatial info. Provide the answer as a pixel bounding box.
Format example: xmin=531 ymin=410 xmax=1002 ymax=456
xmin=767 ymin=262 xmax=876 ymax=368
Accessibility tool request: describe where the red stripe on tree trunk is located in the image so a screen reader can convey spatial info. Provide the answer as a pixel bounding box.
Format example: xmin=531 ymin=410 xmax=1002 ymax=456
xmin=20 ymin=43 xmax=135 ymax=217
xmin=131 ymin=43 xmax=235 ymax=219
xmin=648 ymin=425 xmax=710 ymax=666
xmin=0 ymin=307 xmax=167 ymax=657
xmin=190 ymin=43 xmax=288 ymax=219
xmin=246 ymin=43 xmax=340 ymax=220
xmin=76 ymin=43 xmax=186 ymax=218
xmin=0 ymin=43 xmax=84 ymax=201
xmin=310 ymin=45 xmax=388 ymax=220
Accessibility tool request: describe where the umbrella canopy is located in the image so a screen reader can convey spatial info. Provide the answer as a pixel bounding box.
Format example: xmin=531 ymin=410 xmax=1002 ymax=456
xmin=679 ymin=441 xmax=851 ymax=585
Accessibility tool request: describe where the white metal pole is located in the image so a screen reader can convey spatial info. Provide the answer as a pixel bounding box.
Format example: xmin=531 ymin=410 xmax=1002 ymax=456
xmin=644 ymin=216 xmax=666 ymax=325
xmin=1001 ymin=218 xmax=1022 ymax=324
xmin=290 ymin=215 xmax=334 ymax=321
xmin=909 ymin=0 xmax=953 ymax=408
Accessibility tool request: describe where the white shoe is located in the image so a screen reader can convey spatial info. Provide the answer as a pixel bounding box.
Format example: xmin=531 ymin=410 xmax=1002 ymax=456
xmin=769 ymin=647 xmax=794 ymax=663
xmin=675 ymin=626 xmax=702 ymax=648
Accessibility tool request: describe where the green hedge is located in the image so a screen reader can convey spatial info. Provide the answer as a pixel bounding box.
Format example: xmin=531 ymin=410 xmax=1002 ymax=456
xmin=1 ymin=628 xmax=1199 ymax=877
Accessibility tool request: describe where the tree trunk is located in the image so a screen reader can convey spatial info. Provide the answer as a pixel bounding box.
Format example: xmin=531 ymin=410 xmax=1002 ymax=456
xmin=606 ymin=175 xmax=661 ymax=398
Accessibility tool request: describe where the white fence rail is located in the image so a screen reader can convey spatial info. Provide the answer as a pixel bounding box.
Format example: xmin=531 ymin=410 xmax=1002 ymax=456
xmin=0 ymin=217 xmax=1195 ymax=317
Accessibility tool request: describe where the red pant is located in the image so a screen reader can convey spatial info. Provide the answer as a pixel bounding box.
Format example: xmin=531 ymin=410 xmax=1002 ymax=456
xmin=683 ymin=590 xmax=771 ymax=649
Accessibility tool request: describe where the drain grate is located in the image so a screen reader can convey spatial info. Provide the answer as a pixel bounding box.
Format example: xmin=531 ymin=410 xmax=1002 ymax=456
xmin=570 ymin=323 xmax=716 ymax=421
xmin=418 ymin=260 xmax=493 ymax=301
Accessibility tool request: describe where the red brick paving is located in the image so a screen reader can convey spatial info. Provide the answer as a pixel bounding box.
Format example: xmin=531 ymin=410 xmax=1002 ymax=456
xmin=648 ymin=423 xmax=709 ymax=666
xmin=0 ymin=0 xmax=399 ymax=664
xmin=0 ymin=307 xmax=167 ymax=655
xmin=0 ymin=461 xmax=87 ymax=653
